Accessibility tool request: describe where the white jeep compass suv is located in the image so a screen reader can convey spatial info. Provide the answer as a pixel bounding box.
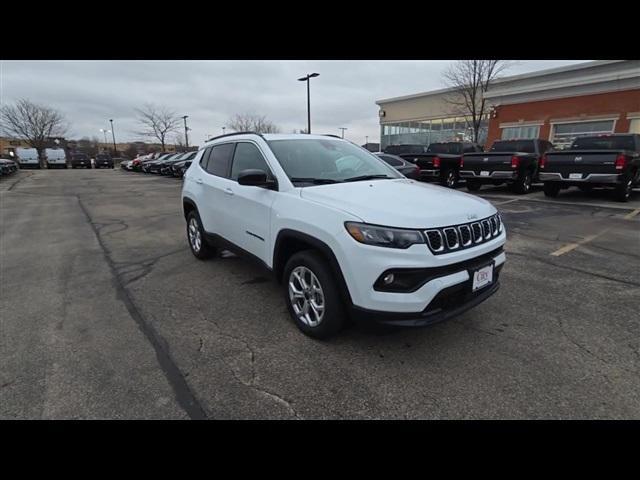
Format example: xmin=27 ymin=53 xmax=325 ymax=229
xmin=182 ymin=133 xmax=506 ymax=339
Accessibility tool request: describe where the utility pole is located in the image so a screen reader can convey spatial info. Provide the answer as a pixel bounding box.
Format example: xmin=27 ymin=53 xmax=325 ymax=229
xmin=339 ymin=127 xmax=347 ymax=139
xmin=109 ymin=119 xmax=117 ymax=155
xmin=182 ymin=116 xmax=189 ymax=150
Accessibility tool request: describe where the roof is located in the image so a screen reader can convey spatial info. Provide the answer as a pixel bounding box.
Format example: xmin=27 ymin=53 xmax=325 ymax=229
xmin=375 ymin=61 xmax=626 ymax=105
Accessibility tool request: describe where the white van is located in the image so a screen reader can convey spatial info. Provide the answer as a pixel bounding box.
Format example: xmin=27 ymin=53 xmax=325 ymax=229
xmin=16 ymin=147 xmax=40 ymax=169
xmin=45 ymin=148 xmax=67 ymax=169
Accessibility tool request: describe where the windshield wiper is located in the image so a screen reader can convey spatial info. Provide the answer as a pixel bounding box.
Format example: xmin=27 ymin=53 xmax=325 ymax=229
xmin=343 ymin=174 xmax=392 ymax=182
xmin=289 ymin=177 xmax=341 ymax=185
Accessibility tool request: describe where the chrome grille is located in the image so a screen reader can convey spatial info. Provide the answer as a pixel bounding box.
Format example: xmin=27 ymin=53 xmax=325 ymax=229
xmin=424 ymin=214 xmax=503 ymax=255
xmin=443 ymin=228 xmax=459 ymax=249
xmin=459 ymin=225 xmax=472 ymax=246
xmin=471 ymin=222 xmax=483 ymax=243
xmin=425 ymin=230 xmax=444 ymax=252
xmin=482 ymin=220 xmax=491 ymax=239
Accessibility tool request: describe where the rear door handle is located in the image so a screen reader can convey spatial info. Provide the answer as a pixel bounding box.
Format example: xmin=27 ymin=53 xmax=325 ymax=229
xmin=196 ymin=178 xmax=203 ymax=184
xmin=224 ymin=188 xmax=234 ymax=196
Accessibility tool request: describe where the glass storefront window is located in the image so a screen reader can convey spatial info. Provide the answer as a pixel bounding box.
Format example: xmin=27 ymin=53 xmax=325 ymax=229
xmin=551 ymin=120 xmax=614 ymax=149
xmin=501 ymin=125 xmax=541 ymax=140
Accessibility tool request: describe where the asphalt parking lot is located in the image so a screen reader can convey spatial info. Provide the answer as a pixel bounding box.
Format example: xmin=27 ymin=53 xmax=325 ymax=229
xmin=1 ymin=169 xmax=639 ymax=419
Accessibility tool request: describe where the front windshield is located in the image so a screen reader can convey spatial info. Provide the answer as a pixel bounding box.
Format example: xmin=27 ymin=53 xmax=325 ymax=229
xmin=268 ymin=138 xmax=401 ymax=185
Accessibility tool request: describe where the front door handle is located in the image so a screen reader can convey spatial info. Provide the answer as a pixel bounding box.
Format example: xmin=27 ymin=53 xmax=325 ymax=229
xmin=196 ymin=178 xmax=203 ymax=184
xmin=224 ymin=188 xmax=234 ymax=196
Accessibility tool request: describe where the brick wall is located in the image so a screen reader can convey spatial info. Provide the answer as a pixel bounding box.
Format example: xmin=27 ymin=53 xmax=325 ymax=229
xmin=486 ymin=89 xmax=640 ymax=148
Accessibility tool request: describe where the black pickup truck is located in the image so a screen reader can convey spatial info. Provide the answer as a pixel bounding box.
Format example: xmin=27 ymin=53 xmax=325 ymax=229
xmin=539 ymin=134 xmax=640 ymax=202
xmin=396 ymin=142 xmax=484 ymax=188
xmin=460 ymin=139 xmax=554 ymax=194
xmin=383 ymin=144 xmax=428 ymax=156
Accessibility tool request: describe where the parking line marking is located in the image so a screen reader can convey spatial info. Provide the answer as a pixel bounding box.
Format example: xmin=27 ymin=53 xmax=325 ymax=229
xmin=550 ymin=229 xmax=609 ymax=257
xmin=623 ymin=208 xmax=640 ymax=220
xmin=493 ymin=198 xmax=519 ymax=206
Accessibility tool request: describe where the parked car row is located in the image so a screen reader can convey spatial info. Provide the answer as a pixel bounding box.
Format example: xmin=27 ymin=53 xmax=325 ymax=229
xmin=120 ymin=151 xmax=198 ymax=178
xmin=10 ymin=147 xmax=116 ymax=169
xmin=384 ymin=134 xmax=639 ymax=202
xmin=0 ymin=158 xmax=19 ymax=177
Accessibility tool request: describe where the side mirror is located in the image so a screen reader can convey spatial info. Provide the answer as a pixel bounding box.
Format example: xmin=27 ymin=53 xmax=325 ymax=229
xmin=237 ymin=169 xmax=277 ymax=189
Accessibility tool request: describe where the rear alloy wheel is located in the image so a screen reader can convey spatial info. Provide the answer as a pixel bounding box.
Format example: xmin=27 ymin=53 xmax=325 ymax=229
xmin=284 ymin=251 xmax=346 ymax=339
xmin=466 ymin=180 xmax=481 ymax=192
xmin=443 ymin=169 xmax=458 ymax=188
xmin=186 ymin=210 xmax=216 ymax=259
xmin=543 ymin=182 xmax=561 ymax=197
xmin=614 ymin=177 xmax=632 ymax=202
xmin=513 ymin=172 xmax=532 ymax=194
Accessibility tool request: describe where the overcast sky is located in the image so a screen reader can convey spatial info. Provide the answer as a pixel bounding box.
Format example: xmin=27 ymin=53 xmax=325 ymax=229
xmin=1 ymin=60 xmax=587 ymax=147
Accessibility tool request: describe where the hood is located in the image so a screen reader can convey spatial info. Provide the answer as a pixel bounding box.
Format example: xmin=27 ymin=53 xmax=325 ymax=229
xmin=300 ymin=178 xmax=496 ymax=228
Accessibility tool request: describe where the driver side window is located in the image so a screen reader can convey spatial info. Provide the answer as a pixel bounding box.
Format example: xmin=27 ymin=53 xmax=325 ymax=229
xmin=230 ymin=142 xmax=272 ymax=181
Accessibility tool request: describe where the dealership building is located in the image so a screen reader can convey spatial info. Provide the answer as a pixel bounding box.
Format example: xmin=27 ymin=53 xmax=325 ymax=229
xmin=376 ymin=60 xmax=640 ymax=151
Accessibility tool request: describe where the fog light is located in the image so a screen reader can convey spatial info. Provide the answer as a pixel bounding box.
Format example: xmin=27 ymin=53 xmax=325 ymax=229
xmin=383 ymin=273 xmax=395 ymax=285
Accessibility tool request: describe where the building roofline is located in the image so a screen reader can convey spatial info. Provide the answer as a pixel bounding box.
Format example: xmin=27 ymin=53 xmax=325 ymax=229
xmin=375 ymin=61 xmax=622 ymax=105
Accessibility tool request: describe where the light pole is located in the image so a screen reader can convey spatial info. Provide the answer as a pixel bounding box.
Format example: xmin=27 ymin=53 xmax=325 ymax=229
xmin=298 ymin=72 xmax=319 ymax=134
xmin=339 ymin=127 xmax=347 ymax=139
xmin=182 ymin=115 xmax=189 ymax=150
xmin=365 ymin=135 xmax=369 ymax=146
xmin=222 ymin=126 xmax=226 ymax=135
xmin=109 ymin=119 xmax=116 ymax=155
xmin=99 ymin=129 xmax=111 ymax=152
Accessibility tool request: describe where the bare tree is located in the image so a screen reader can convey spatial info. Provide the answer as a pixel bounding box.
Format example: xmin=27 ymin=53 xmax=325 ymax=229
xmin=228 ymin=113 xmax=280 ymax=134
xmin=0 ymin=98 xmax=69 ymax=166
xmin=134 ymin=104 xmax=180 ymax=152
xmin=442 ymin=60 xmax=512 ymax=143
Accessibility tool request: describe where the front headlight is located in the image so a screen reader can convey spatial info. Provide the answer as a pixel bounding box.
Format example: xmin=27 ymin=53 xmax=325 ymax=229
xmin=345 ymin=222 xmax=424 ymax=249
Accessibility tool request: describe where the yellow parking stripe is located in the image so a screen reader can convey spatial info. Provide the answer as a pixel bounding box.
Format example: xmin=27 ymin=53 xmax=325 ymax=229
xmin=550 ymin=229 xmax=609 ymax=257
xmin=623 ymin=208 xmax=640 ymax=220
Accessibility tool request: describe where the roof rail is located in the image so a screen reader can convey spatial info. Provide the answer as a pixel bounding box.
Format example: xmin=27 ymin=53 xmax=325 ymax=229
xmin=205 ymin=131 xmax=264 ymax=143
xmin=322 ymin=134 xmax=342 ymax=139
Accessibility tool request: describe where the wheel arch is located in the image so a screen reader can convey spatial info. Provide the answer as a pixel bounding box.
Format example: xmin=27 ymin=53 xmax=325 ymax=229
xmin=182 ymin=197 xmax=198 ymax=220
xmin=273 ymin=229 xmax=353 ymax=307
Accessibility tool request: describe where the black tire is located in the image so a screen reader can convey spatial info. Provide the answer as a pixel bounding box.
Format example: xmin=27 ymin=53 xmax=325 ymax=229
xmin=186 ymin=210 xmax=216 ymax=259
xmin=543 ymin=182 xmax=561 ymax=197
xmin=442 ymin=169 xmax=459 ymax=188
xmin=283 ymin=250 xmax=346 ymax=339
xmin=614 ymin=176 xmax=632 ymax=202
xmin=466 ymin=180 xmax=481 ymax=192
xmin=513 ymin=172 xmax=532 ymax=194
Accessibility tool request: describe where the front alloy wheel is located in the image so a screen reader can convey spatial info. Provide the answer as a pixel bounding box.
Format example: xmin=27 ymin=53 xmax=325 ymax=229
xmin=288 ymin=266 xmax=325 ymax=327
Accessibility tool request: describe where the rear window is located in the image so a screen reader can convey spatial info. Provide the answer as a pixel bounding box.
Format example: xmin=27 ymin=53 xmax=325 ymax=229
xmin=490 ymin=140 xmax=536 ymax=153
xmin=73 ymin=154 xmax=88 ymax=160
xmin=384 ymin=144 xmax=427 ymax=155
xmin=427 ymin=143 xmax=463 ymax=155
xmin=378 ymin=155 xmax=404 ymax=167
xmin=570 ymin=136 xmax=636 ymax=151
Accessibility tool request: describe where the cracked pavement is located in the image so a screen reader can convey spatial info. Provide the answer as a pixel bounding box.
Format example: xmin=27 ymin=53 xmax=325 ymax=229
xmin=1 ymin=170 xmax=639 ymax=419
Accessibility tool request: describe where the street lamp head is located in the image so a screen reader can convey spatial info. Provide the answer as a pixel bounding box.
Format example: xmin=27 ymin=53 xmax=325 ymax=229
xmin=183 ymin=115 xmax=189 ymax=119
xmin=309 ymin=73 xmax=320 ymax=78
xmin=297 ymin=76 xmax=307 ymax=82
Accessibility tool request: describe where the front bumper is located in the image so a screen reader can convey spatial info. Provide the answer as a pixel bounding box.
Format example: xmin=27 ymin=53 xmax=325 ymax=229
xmin=351 ymin=279 xmax=500 ymax=327
xmin=539 ymin=172 xmax=622 ymax=184
xmin=336 ymin=227 xmax=506 ymax=315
